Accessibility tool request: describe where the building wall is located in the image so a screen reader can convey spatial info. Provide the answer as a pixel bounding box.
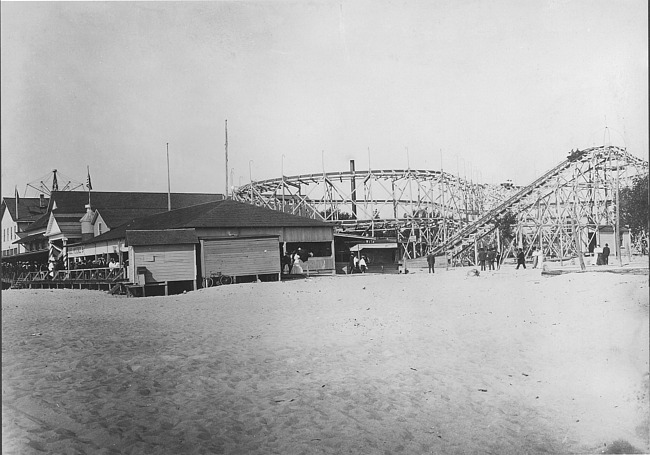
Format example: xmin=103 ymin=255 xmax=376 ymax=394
xmin=196 ymin=226 xmax=333 ymax=243
xmin=1 ymin=212 xmax=21 ymax=256
xmin=132 ymin=244 xmax=196 ymax=283
xmin=94 ymin=213 xmax=109 ymax=237
xmin=201 ymin=237 xmax=280 ymax=278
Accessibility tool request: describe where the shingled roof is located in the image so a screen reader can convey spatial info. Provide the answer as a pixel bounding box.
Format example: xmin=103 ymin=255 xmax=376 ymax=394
xmin=1 ymin=197 xmax=49 ymax=222
xmin=125 ymin=229 xmax=199 ymax=246
xmin=22 ymin=191 xmax=223 ymax=233
xmin=73 ymin=199 xmax=332 ymax=246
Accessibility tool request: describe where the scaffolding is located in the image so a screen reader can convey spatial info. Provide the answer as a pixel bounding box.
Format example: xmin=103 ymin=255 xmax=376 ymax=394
xmin=233 ymin=146 xmax=648 ymax=265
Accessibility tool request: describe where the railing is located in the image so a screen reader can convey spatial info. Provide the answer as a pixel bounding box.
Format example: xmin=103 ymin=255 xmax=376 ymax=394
xmin=15 ymin=267 xmax=126 ymax=284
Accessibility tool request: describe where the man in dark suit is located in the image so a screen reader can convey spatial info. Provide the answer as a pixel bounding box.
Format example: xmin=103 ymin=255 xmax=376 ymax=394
xmin=427 ymin=252 xmax=435 ymax=274
xmin=602 ymin=243 xmax=610 ymax=265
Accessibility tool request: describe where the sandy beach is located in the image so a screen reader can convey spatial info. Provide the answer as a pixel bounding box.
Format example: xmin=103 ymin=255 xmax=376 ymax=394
xmin=2 ymin=265 xmax=648 ymax=454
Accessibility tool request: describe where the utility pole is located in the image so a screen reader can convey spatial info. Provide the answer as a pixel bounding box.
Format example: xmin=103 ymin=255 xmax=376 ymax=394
xmin=615 ymin=150 xmax=623 ymax=266
xmin=225 ymin=120 xmax=229 ymax=199
xmin=166 ymin=143 xmax=171 ymax=211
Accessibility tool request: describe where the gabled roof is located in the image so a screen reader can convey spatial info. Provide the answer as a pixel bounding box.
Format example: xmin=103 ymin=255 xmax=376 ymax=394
xmin=46 ymin=191 xmax=223 ymax=213
xmin=126 ymin=229 xmax=199 ymax=246
xmin=13 ymin=232 xmax=46 ymax=244
xmin=22 ymin=191 xmax=224 ymax=234
xmin=1 ymin=197 xmax=49 ymax=222
xmin=72 ymin=199 xmax=332 ymax=246
xmin=94 ymin=208 xmax=187 ymax=229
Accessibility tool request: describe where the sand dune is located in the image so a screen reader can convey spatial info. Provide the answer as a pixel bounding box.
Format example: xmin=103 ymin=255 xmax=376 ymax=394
xmin=2 ymin=266 xmax=648 ymax=454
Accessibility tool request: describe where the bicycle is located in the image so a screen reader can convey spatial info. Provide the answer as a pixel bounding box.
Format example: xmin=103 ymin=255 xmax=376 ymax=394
xmin=203 ymin=271 xmax=233 ymax=288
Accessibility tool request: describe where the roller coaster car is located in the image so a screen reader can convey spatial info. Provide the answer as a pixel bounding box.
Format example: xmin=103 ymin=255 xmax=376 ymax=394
xmin=567 ymin=149 xmax=587 ymax=162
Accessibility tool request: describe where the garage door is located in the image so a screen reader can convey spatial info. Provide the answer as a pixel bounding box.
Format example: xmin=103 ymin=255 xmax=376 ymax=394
xmin=201 ymin=236 xmax=280 ymax=278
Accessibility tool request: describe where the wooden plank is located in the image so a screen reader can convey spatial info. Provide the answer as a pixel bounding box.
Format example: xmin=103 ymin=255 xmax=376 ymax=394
xmin=203 ymin=237 xmax=280 ymax=277
xmin=133 ymin=244 xmax=196 ymax=282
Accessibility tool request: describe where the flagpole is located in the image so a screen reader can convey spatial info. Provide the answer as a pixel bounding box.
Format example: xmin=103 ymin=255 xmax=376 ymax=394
xmin=15 ymin=185 xmax=19 ymax=220
xmin=225 ymin=120 xmax=229 ymax=199
xmin=166 ymin=143 xmax=171 ymax=211
xmin=87 ymin=165 xmax=92 ymax=206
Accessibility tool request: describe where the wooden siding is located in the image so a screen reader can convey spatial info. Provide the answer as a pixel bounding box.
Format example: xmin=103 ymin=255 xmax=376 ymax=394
xmin=133 ymin=244 xmax=196 ymax=283
xmin=196 ymin=226 xmax=333 ymax=243
xmin=202 ymin=237 xmax=280 ymax=278
xmin=303 ymin=256 xmax=335 ymax=274
xmin=282 ymin=226 xmax=333 ymax=243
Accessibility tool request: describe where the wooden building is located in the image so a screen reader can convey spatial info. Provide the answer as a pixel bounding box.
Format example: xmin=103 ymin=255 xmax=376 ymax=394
xmin=12 ymin=191 xmax=223 ymax=265
xmin=68 ymin=199 xmax=335 ymax=294
xmin=1 ymin=195 xmax=49 ymax=260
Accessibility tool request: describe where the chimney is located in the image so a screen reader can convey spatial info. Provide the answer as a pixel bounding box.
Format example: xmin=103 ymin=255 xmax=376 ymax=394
xmin=80 ymin=204 xmax=94 ymax=242
xmin=350 ymin=160 xmax=357 ymax=219
xmin=39 ymin=194 xmax=45 ymax=208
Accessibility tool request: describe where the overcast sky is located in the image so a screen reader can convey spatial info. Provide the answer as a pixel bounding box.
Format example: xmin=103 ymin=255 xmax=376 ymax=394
xmin=1 ymin=0 xmax=647 ymax=198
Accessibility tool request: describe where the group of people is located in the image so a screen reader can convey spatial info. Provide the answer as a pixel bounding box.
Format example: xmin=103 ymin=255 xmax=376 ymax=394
xmin=282 ymin=248 xmax=313 ymax=275
xmin=1 ymin=261 xmax=48 ymax=280
xmin=592 ymin=244 xmax=611 ymax=265
xmin=477 ymin=247 xmax=501 ymax=271
xmin=348 ymin=253 xmax=368 ymax=273
xmin=70 ymin=257 xmax=116 ymax=270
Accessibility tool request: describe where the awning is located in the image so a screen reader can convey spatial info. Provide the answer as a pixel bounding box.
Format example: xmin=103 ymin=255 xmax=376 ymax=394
xmin=1 ymin=249 xmax=49 ymax=262
xmin=13 ymin=232 xmax=46 ymax=244
xmin=334 ymin=232 xmax=376 ymax=241
xmin=349 ymin=243 xmax=398 ymax=252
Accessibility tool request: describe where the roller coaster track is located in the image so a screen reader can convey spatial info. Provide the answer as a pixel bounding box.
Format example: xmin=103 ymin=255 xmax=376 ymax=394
xmin=433 ymin=145 xmax=648 ymax=261
xmin=234 ymin=145 xmax=647 ymax=264
xmin=431 ymin=157 xmax=575 ymax=256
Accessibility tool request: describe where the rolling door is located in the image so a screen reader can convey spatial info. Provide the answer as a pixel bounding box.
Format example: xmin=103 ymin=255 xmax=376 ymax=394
xmin=202 ymin=237 xmax=280 ymax=278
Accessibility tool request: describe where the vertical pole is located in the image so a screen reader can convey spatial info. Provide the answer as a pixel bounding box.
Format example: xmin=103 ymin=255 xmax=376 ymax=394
xmin=166 ymin=143 xmax=171 ymax=211
xmin=350 ymin=160 xmax=357 ymax=219
xmin=572 ymin=174 xmax=586 ymax=271
xmin=615 ymin=149 xmax=622 ymax=266
xmin=496 ymin=227 xmax=501 ymax=268
xmin=225 ymin=120 xmax=229 ymax=199
xmin=440 ymin=150 xmax=448 ymax=270
xmin=282 ymin=154 xmax=285 ymax=212
xmin=249 ymin=160 xmax=254 ymax=202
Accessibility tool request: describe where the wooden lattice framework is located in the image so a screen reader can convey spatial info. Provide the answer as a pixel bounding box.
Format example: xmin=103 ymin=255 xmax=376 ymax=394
xmin=233 ymin=146 xmax=648 ymax=265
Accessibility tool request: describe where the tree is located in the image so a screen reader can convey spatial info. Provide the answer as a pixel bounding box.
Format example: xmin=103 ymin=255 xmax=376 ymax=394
xmin=493 ymin=210 xmax=517 ymax=243
xmin=619 ymin=173 xmax=649 ymax=233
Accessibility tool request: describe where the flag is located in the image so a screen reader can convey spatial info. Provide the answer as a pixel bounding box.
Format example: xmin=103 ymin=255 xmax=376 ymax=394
xmin=86 ymin=167 xmax=92 ymax=190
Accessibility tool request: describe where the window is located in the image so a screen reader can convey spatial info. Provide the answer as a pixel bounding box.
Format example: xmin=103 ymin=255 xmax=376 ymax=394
xmin=98 ymin=223 xmax=103 ymax=235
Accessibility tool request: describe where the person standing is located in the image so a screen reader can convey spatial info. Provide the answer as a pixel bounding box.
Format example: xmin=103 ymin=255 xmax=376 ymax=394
xmin=487 ymin=248 xmax=496 ymax=271
xmin=531 ymin=246 xmax=539 ymax=269
xmin=478 ymin=248 xmax=487 ymax=271
xmin=495 ymin=250 xmax=501 ymax=270
xmin=426 ymin=251 xmax=435 ymax=273
xmin=348 ymin=253 xmax=356 ymax=274
xmin=292 ymin=251 xmax=303 ymax=274
xmin=602 ymin=243 xmax=610 ymax=265
xmin=516 ymin=248 xmax=526 ymax=269
xmin=359 ymin=256 xmax=367 ymax=273
xmin=594 ymin=244 xmax=603 ymax=266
